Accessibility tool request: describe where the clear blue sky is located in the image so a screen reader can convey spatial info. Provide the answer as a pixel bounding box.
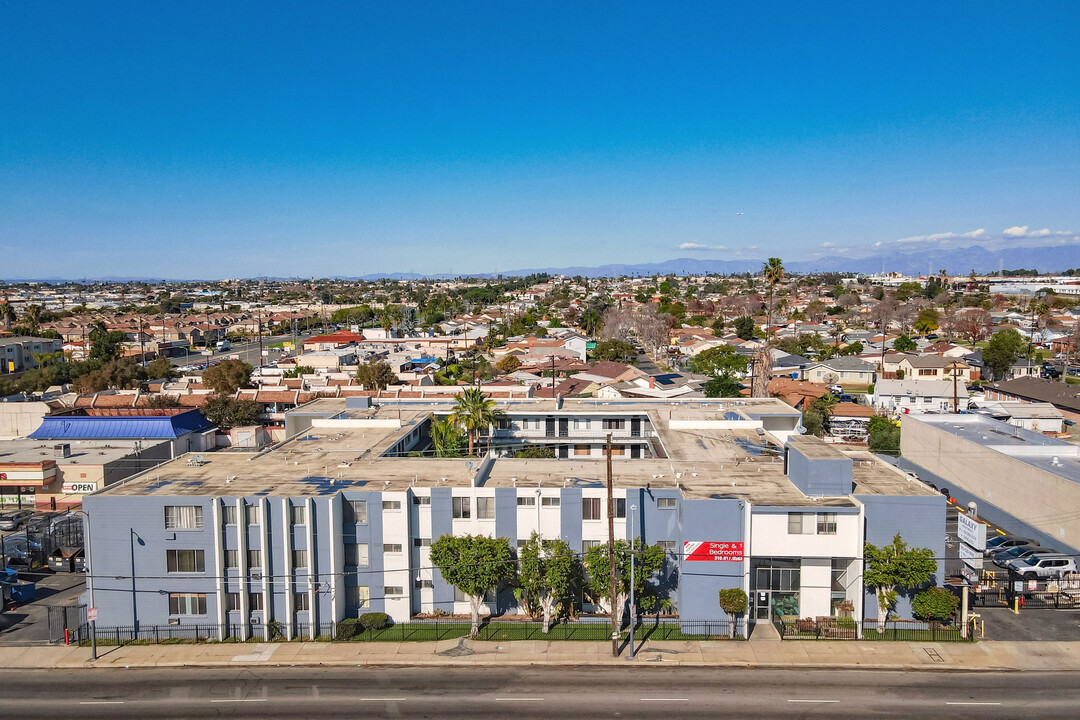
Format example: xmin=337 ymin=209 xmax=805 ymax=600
xmin=2 ymin=2 xmax=1078 ymax=279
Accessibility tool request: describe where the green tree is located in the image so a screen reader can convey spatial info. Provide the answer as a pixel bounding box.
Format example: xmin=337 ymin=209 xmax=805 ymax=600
xmin=579 ymin=309 xmax=604 ymax=337
xmin=868 ymin=415 xmax=901 ymax=455
xmin=517 ymin=532 xmax=581 ymax=633
xmin=703 ymin=373 xmax=743 ymax=398
xmin=801 ymin=394 xmax=837 ymax=438
xmin=590 ymin=339 xmax=637 ymax=364
xmin=429 ymin=534 xmax=515 ymax=638
xmin=911 ymin=587 xmax=960 ymax=625
xmin=144 ymin=394 xmax=182 ymax=409
xmin=495 ymin=355 xmax=521 ymax=374
xmin=710 ymin=317 xmax=725 ymax=335
xmin=512 ymin=446 xmax=555 ymax=459
xmin=734 ymin=315 xmax=755 ymax=341
xmin=203 ymin=358 xmax=253 ymax=394
xmin=146 ymin=357 xmax=178 ymax=381
xmin=864 ymin=534 xmax=937 ymax=632
xmin=201 ymin=394 xmax=261 ymax=429
xmin=913 ymin=308 xmax=940 ymax=336
xmin=983 ymin=328 xmax=1026 ymax=380
xmin=451 ymin=387 xmax=504 ymax=456
xmin=717 ymin=587 xmax=748 ymax=638
xmin=893 ymin=334 xmax=917 ymax=352
xmin=430 ymin=416 xmax=466 ymax=458
xmin=88 ymin=326 xmax=127 ymax=363
xmin=283 ymin=365 xmax=314 ymax=378
xmin=688 ymin=345 xmax=748 ymax=377
xmin=355 ymin=359 xmax=397 ymax=390
xmin=583 ymin=539 xmax=666 ymax=630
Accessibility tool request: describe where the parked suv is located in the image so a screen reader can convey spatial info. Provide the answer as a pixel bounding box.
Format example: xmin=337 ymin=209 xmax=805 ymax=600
xmin=993 ymin=546 xmax=1059 ymax=569
xmin=1007 ymin=554 xmax=1077 ymax=579
xmin=0 ymin=509 xmax=34 ymax=531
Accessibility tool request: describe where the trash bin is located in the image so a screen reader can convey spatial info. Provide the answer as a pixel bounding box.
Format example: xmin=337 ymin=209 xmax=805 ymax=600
xmin=48 ymin=547 xmax=82 ymax=573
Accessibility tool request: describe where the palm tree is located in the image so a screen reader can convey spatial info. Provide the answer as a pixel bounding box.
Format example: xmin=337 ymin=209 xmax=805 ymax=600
xmin=452 ymin=387 xmax=504 ymax=457
xmin=0 ymin=302 xmax=15 ymax=331
xmin=24 ymin=304 xmax=42 ymax=335
xmin=762 ymin=258 xmax=785 ymax=343
xmin=430 ymin=416 xmax=466 ymax=458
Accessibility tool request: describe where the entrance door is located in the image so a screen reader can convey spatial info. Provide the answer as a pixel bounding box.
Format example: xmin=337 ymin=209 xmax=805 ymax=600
xmin=558 ymin=418 xmax=569 ymax=437
xmin=754 ymin=591 xmax=771 ymax=620
xmin=545 ymin=417 xmax=555 ymax=437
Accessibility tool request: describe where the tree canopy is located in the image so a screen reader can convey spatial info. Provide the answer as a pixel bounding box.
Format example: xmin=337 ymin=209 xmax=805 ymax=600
xmin=355 ymin=358 xmax=397 ymax=391
xmin=430 ymin=534 xmax=515 ymax=638
xmin=583 ymin=539 xmax=667 ymax=629
xmin=202 ymin=358 xmax=253 ymax=395
xmin=733 ymin=315 xmax=756 ymax=341
xmin=983 ymin=328 xmax=1027 ymax=380
xmin=517 ymin=532 xmax=581 ymax=632
xmin=864 ymin=533 xmax=937 ymax=630
xmin=201 ymin=394 xmax=261 ymax=429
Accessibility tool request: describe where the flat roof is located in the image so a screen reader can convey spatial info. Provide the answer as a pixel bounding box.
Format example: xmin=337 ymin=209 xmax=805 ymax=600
xmin=100 ymin=397 xmax=930 ymax=505
xmin=0 ymin=438 xmax=171 ymax=466
xmin=907 ymin=414 xmax=1080 ymax=486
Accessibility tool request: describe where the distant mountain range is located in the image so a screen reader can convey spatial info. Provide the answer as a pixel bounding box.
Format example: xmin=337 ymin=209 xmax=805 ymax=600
xmin=358 ymin=243 xmax=1080 ymax=280
xmin=6 ymin=243 xmax=1078 ymax=283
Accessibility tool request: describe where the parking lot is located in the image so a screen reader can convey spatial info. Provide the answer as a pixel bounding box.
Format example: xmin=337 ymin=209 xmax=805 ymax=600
xmin=0 ymin=568 xmax=86 ymax=645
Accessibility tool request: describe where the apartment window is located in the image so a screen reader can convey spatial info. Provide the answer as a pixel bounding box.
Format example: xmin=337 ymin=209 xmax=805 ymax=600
xmin=831 ymin=558 xmax=850 ymax=594
xmin=168 ymin=593 xmax=207 ymax=616
xmin=516 ymin=496 xmax=536 ymax=507
xmin=517 ymin=539 xmax=529 ymax=548
xmin=345 ymin=500 xmax=368 ymax=524
xmin=247 ymin=549 xmax=262 ymax=568
xmin=602 ymin=419 xmax=625 ymax=430
xmin=658 ymin=540 xmax=677 ymax=554
xmin=582 ymin=540 xmax=603 ymax=551
xmin=345 ymin=543 xmax=369 ymax=567
xmin=816 ymin=513 xmax=838 ymax=536
xmin=413 ymin=537 xmax=431 ymax=547
xmin=223 ymin=506 xmax=237 ymax=525
xmin=614 ymin=498 xmax=626 ymax=518
xmin=293 ymin=592 xmax=310 ymax=611
xmin=292 ymin=550 xmax=308 ymax=569
xmin=657 ymin=497 xmax=676 ymax=509
xmin=582 ymin=497 xmax=602 ymax=520
xmin=245 ymin=505 xmax=260 ymax=526
xmin=224 ymin=593 xmax=240 ymax=612
xmin=164 ymin=506 xmax=203 ymax=530
xmin=413 ymin=495 xmax=432 ymax=506
xmin=248 ymin=593 xmax=264 ymax=612
xmin=541 ymin=496 xmax=560 ymax=507
xmin=291 ymin=505 xmax=306 ymax=525
xmin=452 ymin=496 xmax=471 ymax=519
xmin=384 ymin=543 xmax=403 ymax=554
xmin=166 ymin=549 xmax=205 ymax=574
xmin=414 ymin=578 xmax=434 ymax=589
xmin=574 ymin=444 xmax=590 ymax=456
xmin=384 ymin=586 xmax=404 ymax=597
xmin=788 ymin=512 xmax=812 ymax=534
xmin=573 ymin=418 xmax=590 ymax=430
xmin=382 ymin=500 xmax=402 ymax=511
xmin=224 ymin=549 xmax=238 ymax=569
xmin=477 ymin=497 xmax=495 ymax=519
xmin=609 ymin=445 xmax=626 ymax=456
xmin=497 ymin=417 xmax=512 ymax=430
xmin=346 ymin=586 xmax=370 ymax=611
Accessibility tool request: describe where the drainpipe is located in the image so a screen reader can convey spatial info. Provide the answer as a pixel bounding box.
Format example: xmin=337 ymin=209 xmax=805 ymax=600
xmin=307 ymin=497 xmax=317 ymax=639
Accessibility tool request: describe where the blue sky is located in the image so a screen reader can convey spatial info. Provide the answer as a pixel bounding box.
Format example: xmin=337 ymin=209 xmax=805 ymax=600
xmin=2 ymin=2 xmax=1078 ymax=279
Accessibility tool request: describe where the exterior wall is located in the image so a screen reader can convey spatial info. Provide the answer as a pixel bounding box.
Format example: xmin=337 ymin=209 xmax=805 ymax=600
xmin=901 ymin=416 xmax=1080 ymax=545
xmin=785 ymin=445 xmax=853 ymax=496
xmin=855 ymin=493 xmax=946 ymax=620
xmin=0 ymin=402 xmax=50 ymax=439
xmin=677 ymin=498 xmax=746 ymax=621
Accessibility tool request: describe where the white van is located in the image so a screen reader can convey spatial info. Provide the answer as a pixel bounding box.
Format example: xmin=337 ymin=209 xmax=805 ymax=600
xmin=215 ymin=339 xmax=231 ymax=352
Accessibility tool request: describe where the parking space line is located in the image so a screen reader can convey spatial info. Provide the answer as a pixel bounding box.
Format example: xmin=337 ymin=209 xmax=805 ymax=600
xmin=788 ymin=699 xmax=839 ymax=703
xmin=946 ymin=702 xmax=1002 ymax=706
xmin=210 ymin=698 xmax=268 ymax=703
xmin=80 ymin=701 xmax=125 ymax=705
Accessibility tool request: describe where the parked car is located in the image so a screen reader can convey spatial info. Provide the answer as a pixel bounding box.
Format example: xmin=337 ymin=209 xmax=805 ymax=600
xmin=992 ymin=546 xmax=1059 ymax=569
xmin=984 ymin=534 xmax=1040 ymax=557
xmin=826 ymin=384 xmax=843 ymax=396
xmin=838 ymin=394 xmax=855 ymax=403
xmin=1007 ymin=553 xmax=1078 ymax=579
xmin=0 ymin=510 xmax=34 ymax=531
xmin=1 ymin=535 xmax=43 ymax=565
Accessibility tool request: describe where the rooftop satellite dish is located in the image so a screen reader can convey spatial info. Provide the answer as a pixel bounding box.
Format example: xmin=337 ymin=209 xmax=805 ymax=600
xmin=194 ymin=455 xmax=204 ymax=464
xmin=465 ymin=461 xmax=475 ymax=471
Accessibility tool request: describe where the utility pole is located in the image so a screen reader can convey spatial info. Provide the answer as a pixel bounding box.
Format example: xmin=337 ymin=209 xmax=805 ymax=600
xmin=951 ymin=362 xmax=959 ymax=413
xmin=257 ymin=306 xmax=264 ymax=368
xmin=606 ymin=433 xmax=618 ymax=658
xmin=551 ymin=353 xmax=557 ymax=394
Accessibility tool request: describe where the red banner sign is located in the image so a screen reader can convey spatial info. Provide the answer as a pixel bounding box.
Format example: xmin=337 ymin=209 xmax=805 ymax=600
xmin=683 ymin=541 xmax=744 ymax=562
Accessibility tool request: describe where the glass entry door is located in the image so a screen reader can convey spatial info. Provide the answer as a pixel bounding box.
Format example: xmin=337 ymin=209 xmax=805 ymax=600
xmin=751 ymin=559 xmax=801 ymax=620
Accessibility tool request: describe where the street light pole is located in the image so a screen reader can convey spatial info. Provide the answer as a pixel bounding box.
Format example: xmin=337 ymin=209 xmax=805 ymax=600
xmin=629 ymin=504 xmax=637 ymax=660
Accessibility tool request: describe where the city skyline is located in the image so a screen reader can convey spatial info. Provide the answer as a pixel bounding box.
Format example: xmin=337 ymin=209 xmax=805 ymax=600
xmin=2 ymin=2 xmax=1078 ymax=278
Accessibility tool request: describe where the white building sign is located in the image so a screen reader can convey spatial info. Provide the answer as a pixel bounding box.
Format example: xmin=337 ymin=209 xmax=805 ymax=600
xmin=957 ymin=512 xmax=987 ymax=551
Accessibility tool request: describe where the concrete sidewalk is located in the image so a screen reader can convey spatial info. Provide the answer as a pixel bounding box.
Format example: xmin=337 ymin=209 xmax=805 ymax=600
xmin=3 ymin=637 xmax=1080 ymax=672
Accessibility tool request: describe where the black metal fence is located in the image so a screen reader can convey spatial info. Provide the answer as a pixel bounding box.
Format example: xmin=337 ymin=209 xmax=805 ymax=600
xmin=774 ymin=614 xmax=971 ymax=642
xmin=1014 ymin=576 xmax=1080 ymax=610
xmin=1 ymin=515 xmax=84 ymax=570
xmin=74 ymin=617 xmax=744 ymax=647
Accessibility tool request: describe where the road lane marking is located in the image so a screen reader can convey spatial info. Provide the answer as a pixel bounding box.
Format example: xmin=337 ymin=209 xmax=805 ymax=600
xmin=641 ymin=698 xmax=690 ymax=701
xmin=946 ymin=702 xmax=1002 ymax=706
xmin=80 ymin=701 xmax=124 ymax=705
xmin=495 ymin=697 xmax=544 ymax=701
xmin=360 ymin=698 xmax=408 ymax=701
xmin=210 ymin=698 xmax=269 ymax=703
xmin=788 ymin=699 xmax=839 ymax=703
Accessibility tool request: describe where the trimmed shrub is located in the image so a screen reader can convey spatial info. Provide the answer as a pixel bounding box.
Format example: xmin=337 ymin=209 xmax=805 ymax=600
xmin=836 ymin=616 xmax=857 ymax=630
xmin=359 ymin=612 xmax=390 ymax=631
xmin=336 ymin=618 xmax=363 ymax=641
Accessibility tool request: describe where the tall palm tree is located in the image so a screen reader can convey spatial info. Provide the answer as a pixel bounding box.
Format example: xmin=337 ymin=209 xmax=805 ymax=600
xmin=430 ymin=416 xmax=466 ymax=458
xmin=762 ymin=258 xmax=785 ymax=343
xmin=0 ymin=302 xmax=15 ymax=331
xmin=452 ymin=387 xmax=504 ymax=456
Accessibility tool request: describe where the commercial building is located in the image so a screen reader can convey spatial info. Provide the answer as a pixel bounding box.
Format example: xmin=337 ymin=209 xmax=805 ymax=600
xmin=901 ymin=413 xmax=1080 ymax=550
xmin=82 ymin=397 xmax=943 ymax=639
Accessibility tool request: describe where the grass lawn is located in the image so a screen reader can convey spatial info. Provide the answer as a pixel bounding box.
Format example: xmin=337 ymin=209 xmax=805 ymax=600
xmin=841 ymin=384 xmax=872 ymax=395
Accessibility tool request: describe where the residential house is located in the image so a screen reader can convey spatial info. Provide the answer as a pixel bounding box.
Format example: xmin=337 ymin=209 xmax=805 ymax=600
xmin=873 ymin=379 xmax=968 ymax=415
xmin=897 ymin=356 xmax=973 ymax=383
xmin=801 ymin=357 xmax=876 ymax=386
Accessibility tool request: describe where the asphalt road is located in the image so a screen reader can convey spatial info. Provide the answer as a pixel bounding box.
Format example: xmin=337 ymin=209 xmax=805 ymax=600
xmin=168 ymin=331 xmax=316 ymax=368
xmin=1 ymin=667 xmax=1075 ymax=719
